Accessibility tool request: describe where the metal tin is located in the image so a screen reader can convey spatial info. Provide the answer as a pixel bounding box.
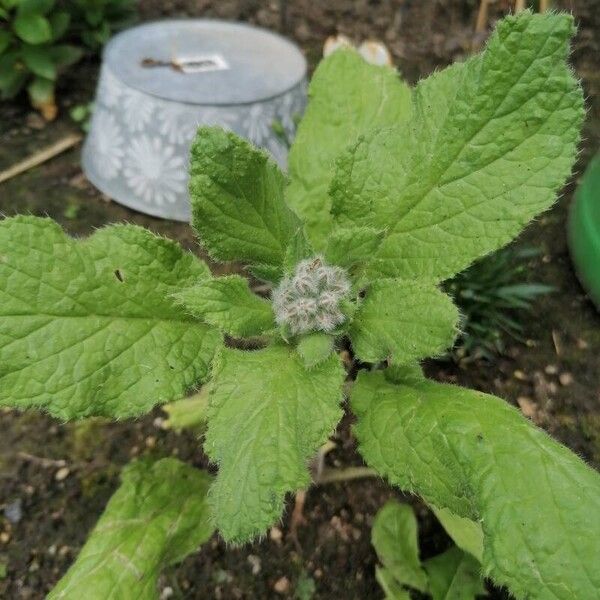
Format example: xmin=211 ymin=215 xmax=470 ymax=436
xmin=82 ymin=19 xmax=307 ymax=221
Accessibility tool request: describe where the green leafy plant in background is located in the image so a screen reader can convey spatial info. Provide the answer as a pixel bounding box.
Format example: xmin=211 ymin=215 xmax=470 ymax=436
xmin=445 ymin=246 xmax=554 ymax=361
xmin=372 ymin=500 xmax=486 ymax=599
xmin=68 ymin=0 xmax=136 ymax=51
xmin=0 ymin=0 xmax=137 ymax=118
xmin=0 ymin=0 xmax=82 ymax=119
xmin=0 ymin=11 xmax=598 ymax=599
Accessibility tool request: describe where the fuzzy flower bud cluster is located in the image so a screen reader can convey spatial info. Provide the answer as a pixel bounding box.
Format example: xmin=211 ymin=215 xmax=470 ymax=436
xmin=272 ymin=256 xmax=351 ymax=334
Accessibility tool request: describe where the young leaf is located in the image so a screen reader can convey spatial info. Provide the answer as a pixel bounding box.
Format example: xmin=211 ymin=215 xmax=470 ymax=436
xmin=424 ymin=547 xmax=486 ymax=600
xmin=205 ymin=345 xmax=345 ymax=543
xmin=352 ymin=372 xmax=600 ymax=599
xmin=323 ymin=226 xmax=384 ymax=270
xmin=287 ymin=49 xmax=412 ymax=247
xmin=350 ymin=280 xmax=459 ymax=364
xmin=162 ymin=388 xmax=209 ymax=432
xmin=430 ymin=505 xmax=483 ymax=563
xmin=48 ymin=458 xmax=214 ymax=600
xmin=372 ymin=501 xmax=428 ymax=592
xmin=189 ymin=127 xmax=300 ymax=280
xmin=176 ymin=275 xmax=274 ymax=337
xmin=0 ymin=217 xmax=221 ymax=420
xmin=332 ymin=12 xmax=584 ymax=282
xmin=297 ymin=332 xmax=334 ymax=368
xmin=375 ymin=567 xmax=412 ymax=600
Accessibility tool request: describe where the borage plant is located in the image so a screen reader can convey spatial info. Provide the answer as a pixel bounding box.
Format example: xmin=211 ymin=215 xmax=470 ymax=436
xmin=1 ymin=11 xmax=599 ymax=599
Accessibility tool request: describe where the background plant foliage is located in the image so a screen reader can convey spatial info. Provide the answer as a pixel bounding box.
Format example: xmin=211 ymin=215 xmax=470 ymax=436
xmin=0 ymin=11 xmax=598 ymax=600
xmin=0 ymin=0 xmax=136 ymax=117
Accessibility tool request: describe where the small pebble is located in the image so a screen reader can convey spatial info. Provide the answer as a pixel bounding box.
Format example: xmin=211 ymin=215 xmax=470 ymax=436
xmin=4 ymin=499 xmax=22 ymax=524
xmin=517 ymin=397 xmax=537 ymax=419
xmin=559 ymin=372 xmax=574 ymax=386
xmin=55 ymin=467 xmax=70 ymax=482
xmin=544 ymin=364 xmax=558 ymax=375
xmin=274 ymin=576 xmax=290 ymax=594
xmin=247 ymin=554 xmax=261 ymax=575
xmin=0 ymin=532 xmax=10 ymax=544
xmin=269 ymin=527 xmax=283 ymax=543
xmin=513 ymin=370 xmax=527 ymax=381
xmin=145 ymin=436 xmax=156 ymax=449
xmin=160 ymin=587 xmax=174 ymax=600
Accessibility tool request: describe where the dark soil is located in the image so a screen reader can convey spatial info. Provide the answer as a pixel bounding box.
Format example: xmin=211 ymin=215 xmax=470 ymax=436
xmin=1 ymin=1 xmax=599 ymax=598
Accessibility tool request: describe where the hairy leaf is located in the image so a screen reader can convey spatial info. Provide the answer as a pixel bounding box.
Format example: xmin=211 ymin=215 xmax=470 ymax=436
xmin=176 ymin=275 xmax=274 ymax=337
xmin=324 ymin=226 xmax=384 ymax=271
xmin=372 ymin=500 xmax=428 ymax=592
xmin=205 ymin=345 xmax=345 ymax=543
xmin=352 ymin=372 xmax=600 ymax=599
xmin=0 ymin=216 xmax=221 ymax=420
xmin=350 ymin=280 xmax=459 ymax=363
xmin=297 ymin=332 xmax=334 ymax=368
xmin=190 ymin=127 xmax=300 ymax=279
xmin=287 ymin=49 xmax=412 ymax=247
xmin=424 ymin=547 xmax=486 ymax=600
xmin=48 ymin=458 xmax=213 ymax=599
xmin=332 ymin=12 xmax=584 ymax=281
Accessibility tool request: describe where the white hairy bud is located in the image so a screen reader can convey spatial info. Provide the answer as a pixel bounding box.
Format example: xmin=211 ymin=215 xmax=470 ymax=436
xmin=272 ymin=256 xmax=351 ymax=335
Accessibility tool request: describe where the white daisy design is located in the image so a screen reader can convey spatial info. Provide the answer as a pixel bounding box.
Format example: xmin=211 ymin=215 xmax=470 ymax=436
xmin=88 ymin=109 xmax=124 ymax=180
xmin=243 ymin=103 xmax=275 ymax=145
xmin=98 ymin=69 xmax=124 ymax=109
xmin=121 ymin=89 xmax=155 ymax=133
xmin=195 ymin=107 xmax=237 ymax=132
xmin=123 ymin=136 xmax=186 ymax=206
xmin=158 ymin=107 xmax=199 ymax=145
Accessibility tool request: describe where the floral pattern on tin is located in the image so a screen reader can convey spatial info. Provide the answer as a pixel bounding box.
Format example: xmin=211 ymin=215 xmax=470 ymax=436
xmin=158 ymin=107 xmax=200 ymax=145
xmin=123 ymin=136 xmax=186 ymax=206
xmin=243 ymin=103 xmax=276 ymax=145
xmin=122 ymin=89 xmax=155 ymax=133
xmin=88 ymin=109 xmax=124 ymax=180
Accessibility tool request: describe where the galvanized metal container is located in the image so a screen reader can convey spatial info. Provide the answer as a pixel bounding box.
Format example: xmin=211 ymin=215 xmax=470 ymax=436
xmin=82 ymin=19 xmax=307 ymax=221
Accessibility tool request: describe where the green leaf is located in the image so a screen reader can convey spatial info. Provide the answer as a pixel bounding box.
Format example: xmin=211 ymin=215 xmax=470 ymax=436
xmin=0 ymin=216 xmax=222 ymax=420
xmin=176 ymin=275 xmax=274 ymax=337
xmin=297 ymin=332 xmax=334 ymax=368
xmin=162 ymin=388 xmax=209 ymax=432
xmin=0 ymin=30 xmax=12 ymax=54
xmin=189 ymin=127 xmax=300 ymax=280
xmin=21 ymin=44 xmax=56 ymax=79
xmin=372 ymin=501 xmax=428 ymax=592
xmin=27 ymin=74 xmax=53 ymax=103
xmin=205 ymin=345 xmax=345 ymax=543
xmin=331 ymin=12 xmax=584 ymax=282
xmin=283 ymin=227 xmax=313 ymax=273
xmin=430 ymin=505 xmax=484 ymax=563
xmin=424 ymin=547 xmax=486 ymax=600
xmin=350 ymin=280 xmax=459 ymax=363
xmin=48 ymin=458 xmax=214 ymax=600
xmin=17 ymin=0 xmax=55 ymax=15
xmin=0 ymin=52 xmax=27 ymax=99
xmin=324 ymin=226 xmax=384 ymax=271
xmin=49 ymin=10 xmax=69 ymax=40
xmin=287 ymin=49 xmax=412 ymax=247
xmin=49 ymin=44 xmax=82 ymax=68
xmin=375 ymin=567 xmax=412 ymax=600
xmin=14 ymin=13 xmax=52 ymax=44
xmin=351 ymin=372 xmax=600 ymax=599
